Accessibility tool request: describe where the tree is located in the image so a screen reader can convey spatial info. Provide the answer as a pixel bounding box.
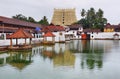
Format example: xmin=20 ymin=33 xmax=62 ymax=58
xmin=78 ymin=8 xmax=107 ymax=29
xmin=38 ymin=16 xmax=49 ymax=25
xmin=28 ymin=17 xmax=36 ymax=23
xmin=12 ymin=14 xmax=27 ymax=21
xmin=77 ymin=18 xmax=89 ymax=29
xmin=12 ymin=14 xmax=37 ymax=23
xmin=12 ymin=14 xmax=50 ymax=25
xmin=81 ymin=9 xmax=86 ymax=18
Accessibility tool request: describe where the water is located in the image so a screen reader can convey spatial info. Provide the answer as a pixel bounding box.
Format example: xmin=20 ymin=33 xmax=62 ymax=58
xmin=0 ymin=40 xmax=120 ymax=79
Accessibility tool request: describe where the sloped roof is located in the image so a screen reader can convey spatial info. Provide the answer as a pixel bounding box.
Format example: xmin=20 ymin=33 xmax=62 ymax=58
xmin=42 ymin=25 xmax=65 ymax=32
xmin=104 ymin=23 xmax=114 ymax=29
xmin=83 ymin=29 xmax=101 ymax=32
xmin=0 ymin=16 xmax=41 ymax=28
xmin=68 ymin=24 xmax=82 ymax=30
xmin=9 ymin=62 xmax=31 ymax=70
xmin=43 ymin=32 xmax=55 ymax=37
xmin=7 ymin=28 xmax=33 ymax=39
xmin=113 ymin=33 xmax=119 ymax=36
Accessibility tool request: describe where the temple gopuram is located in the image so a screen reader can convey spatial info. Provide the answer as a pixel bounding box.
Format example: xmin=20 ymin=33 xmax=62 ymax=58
xmin=51 ymin=8 xmax=77 ymax=26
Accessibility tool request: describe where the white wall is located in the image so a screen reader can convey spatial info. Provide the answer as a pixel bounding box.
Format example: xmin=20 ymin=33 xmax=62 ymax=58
xmin=0 ymin=38 xmax=31 ymax=46
xmin=91 ymin=32 xmax=120 ymax=39
xmin=53 ymin=31 xmax=65 ymax=42
xmin=65 ymin=30 xmax=81 ymax=39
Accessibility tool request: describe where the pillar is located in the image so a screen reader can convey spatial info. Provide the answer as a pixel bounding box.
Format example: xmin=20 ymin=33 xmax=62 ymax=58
xmin=25 ymin=38 xmax=26 ymax=45
xmin=10 ymin=39 xmax=12 ymax=47
xmin=16 ymin=39 xmax=18 ymax=45
xmin=30 ymin=38 xmax=32 ymax=44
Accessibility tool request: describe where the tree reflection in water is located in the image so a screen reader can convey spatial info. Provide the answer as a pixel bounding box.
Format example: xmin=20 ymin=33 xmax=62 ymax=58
xmin=6 ymin=51 xmax=33 ymax=70
xmin=39 ymin=40 xmax=104 ymax=70
xmin=80 ymin=40 xmax=103 ymax=69
xmin=68 ymin=40 xmax=104 ymax=69
xmin=0 ymin=40 xmax=105 ymax=70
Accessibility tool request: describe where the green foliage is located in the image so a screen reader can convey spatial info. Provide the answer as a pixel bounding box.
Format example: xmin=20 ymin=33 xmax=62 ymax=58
xmin=81 ymin=9 xmax=86 ymax=17
xmin=12 ymin=14 xmax=49 ymax=25
xmin=28 ymin=17 xmax=36 ymax=23
xmin=38 ymin=16 xmax=49 ymax=25
xmin=12 ymin=14 xmax=28 ymax=22
xmin=78 ymin=8 xmax=107 ymax=29
xmin=12 ymin=14 xmax=36 ymax=23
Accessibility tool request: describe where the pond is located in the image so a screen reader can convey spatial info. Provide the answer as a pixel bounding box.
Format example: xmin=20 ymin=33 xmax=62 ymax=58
xmin=0 ymin=40 xmax=120 ymax=79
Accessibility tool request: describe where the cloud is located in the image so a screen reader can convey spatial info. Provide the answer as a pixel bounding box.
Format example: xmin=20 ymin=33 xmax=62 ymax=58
xmin=0 ymin=0 xmax=120 ymax=24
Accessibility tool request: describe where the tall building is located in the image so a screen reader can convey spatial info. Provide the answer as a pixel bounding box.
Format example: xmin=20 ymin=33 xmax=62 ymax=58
xmin=51 ymin=8 xmax=77 ymax=26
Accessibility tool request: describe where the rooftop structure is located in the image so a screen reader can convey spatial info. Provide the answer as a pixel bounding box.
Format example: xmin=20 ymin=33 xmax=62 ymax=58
xmin=51 ymin=8 xmax=77 ymax=26
xmin=104 ymin=23 xmax=120 ymax=32
xmin=42 ymin=25 xmax=65 ymax=32
xmin=0 ymin=16 xmax=41 ymax=33
xmin=7 ymin=28 xmax=33 ymax=39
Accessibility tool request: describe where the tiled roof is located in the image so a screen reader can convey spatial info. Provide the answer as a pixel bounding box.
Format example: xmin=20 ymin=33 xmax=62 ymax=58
xmin=104 ymin=23 xmax=120 ymax=32
xmin=0 ymin=16 xmax=41 ymax=28
xmin=42 ymin=25 xmax=65 ymax=32
xmin=104 ymin=23 xmax=114 ymax=29
xmin=7 ymin=28 xmax=33 ymax=39
xmin=43 ymin=32 xmax=55 ymax=37
xmin=83 ymin=29 xmax=101 ymax=32
xmin=0 ymin=28 xmax=16 ymax=33
xmin=68 ymin=24 xmax=82 ymax=30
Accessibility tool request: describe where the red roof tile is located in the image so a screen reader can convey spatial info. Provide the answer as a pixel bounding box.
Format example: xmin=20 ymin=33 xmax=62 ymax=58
xmin=43 ymin=32 xmax=55 ymax=37
xmin=83 ymin=29 xmax=101 ymax=32
xmin=42 ymin=25 xmax=65 ymax=32
xmin=0 ymin=16 xmax=41 ymax=28
xmin=7 ymin=28 xmax=33 ymax=39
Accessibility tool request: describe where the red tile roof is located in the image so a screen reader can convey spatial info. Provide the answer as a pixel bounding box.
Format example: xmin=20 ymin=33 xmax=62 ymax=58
xmin=43 ymin=32 xmax=55 ymax=37
xmin=83 ymin=29 xmax=101 ymax=32
xmin=42 ymin=25 xmax=65 ymax=32
xmin=68 ymin=24 xmax=82 ymax=28
xmin=104 ymin=23 xmax=114 ymax=29
xmin=0 ymin=16 xmax=41 ymax=28
xmin=7 ymin=28 xmax=33 ymax=39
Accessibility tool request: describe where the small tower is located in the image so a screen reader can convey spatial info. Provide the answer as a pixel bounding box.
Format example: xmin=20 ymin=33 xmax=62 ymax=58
xmin=51 ymin=8 xmax=77 ymax=26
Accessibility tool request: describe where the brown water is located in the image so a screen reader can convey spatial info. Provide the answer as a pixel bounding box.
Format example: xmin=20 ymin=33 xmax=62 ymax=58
xmin=0 ymin=40 xmax=120 ymax=79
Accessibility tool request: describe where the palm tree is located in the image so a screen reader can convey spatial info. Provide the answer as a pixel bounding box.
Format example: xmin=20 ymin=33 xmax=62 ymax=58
xmin=81 ymin=9 xmax=86 ymax=18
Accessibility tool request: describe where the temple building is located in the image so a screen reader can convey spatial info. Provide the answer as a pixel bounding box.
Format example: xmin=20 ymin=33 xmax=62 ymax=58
xmin=51 ymin=8 xmax=77 ymax=26
xmin=0 ymin=16 xmax=42 ymax=40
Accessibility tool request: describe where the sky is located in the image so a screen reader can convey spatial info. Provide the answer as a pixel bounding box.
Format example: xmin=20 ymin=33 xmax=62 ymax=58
xmin=0 ymin=0 xmax=120 ymax=24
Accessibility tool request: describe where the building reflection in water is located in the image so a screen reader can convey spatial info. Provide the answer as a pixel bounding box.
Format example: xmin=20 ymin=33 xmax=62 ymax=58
xmin=40 ymin=43 xmax=76 ymax=68
xmin=53 ymin=50 xmax=75 ymax=68
xmin=0 ymin=40 xmax=110 ymax=70
xmin=0 ymin=53 xmax=10 ymax=66
xmin=38 ymin=40 xmax=104 ymax=70
xmin=0 ymin=51 xmax=33 ymax=70
xmin=9 ymin=51 xmax=33 ymax=70
xmin=68 ymin=40 xmax=104 ymax=69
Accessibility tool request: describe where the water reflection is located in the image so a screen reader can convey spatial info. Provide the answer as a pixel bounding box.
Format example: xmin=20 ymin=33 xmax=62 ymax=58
xmin=35 ymin=40 xmax=104 ymax=70
xmin=0 ymin=51 xmax=33 ymax=70
xmin=53 ymin=50 xmax=75 ymax=68
xmin=39 ymin=44 xmax=75 ymax=68
xmin=0 ymin=40 xmax=105 ymax=70
xmin=0 ymin=40 xmax=120 ymax=79
xmin=80 ymin=40 xmax=103 ymax=69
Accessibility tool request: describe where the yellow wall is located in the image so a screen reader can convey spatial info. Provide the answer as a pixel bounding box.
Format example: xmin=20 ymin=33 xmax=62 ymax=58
xmin=104 ymin=28 xmax=114 ymax=32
